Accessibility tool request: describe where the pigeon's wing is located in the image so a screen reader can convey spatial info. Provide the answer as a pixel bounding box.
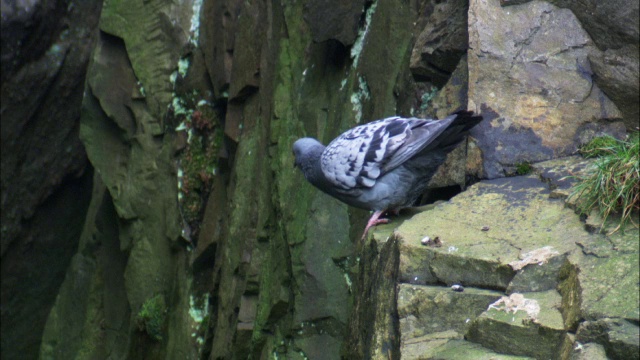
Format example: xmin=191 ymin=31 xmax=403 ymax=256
xmin=320 ymin=116 xmax=455 ymax=190
xmin=380 ymin=114 xmax=458 ymax=172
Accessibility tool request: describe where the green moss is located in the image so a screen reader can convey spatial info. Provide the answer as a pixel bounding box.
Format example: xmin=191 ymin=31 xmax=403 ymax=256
xmin=136 ymin=294 xmax=167 ymax=342
xmin=571 ymin=132 xmax=639 ymax=233
xmin=515 ymin=162 xmax=533 ymax=175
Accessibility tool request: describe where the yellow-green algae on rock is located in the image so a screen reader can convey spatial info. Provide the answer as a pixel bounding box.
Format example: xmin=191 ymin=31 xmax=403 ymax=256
xmin=365 ymin=167 xmax=638 ymax=359
xmin=396 ymin=176 xmax=587 ymax=290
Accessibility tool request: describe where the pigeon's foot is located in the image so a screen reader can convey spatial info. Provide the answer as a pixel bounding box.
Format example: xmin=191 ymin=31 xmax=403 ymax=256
xmin=361 ymin=210 xmax=389 ymax=241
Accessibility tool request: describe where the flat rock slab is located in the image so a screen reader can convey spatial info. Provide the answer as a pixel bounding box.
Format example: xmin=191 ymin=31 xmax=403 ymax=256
xmin=561 ymin=211 xmax=639 ymax=328
xmin=506 ymin=249 xmax=566 ymax=294
xmin=394 ymin=176 xmax=594 ymax=290
xmin=467 ymin=290 xmax=567 ymax=359
xmin=570 ymin=249 xmax=640 ymax=323
xmin=398 ymin=284 xmax=503 ymax=338
xmin=570 ymin=342 xmax=609 ymax=360
xmin=401 ymin=330 xmax=533 ymax=360
xmin=294 ymin=334 xmax=343 ymax=360
xmin=532 ymin=156 xmax=594 ymax=198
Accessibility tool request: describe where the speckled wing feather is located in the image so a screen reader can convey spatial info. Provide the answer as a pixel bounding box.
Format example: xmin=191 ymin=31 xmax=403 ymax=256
xmin=320 ymin=116 xmax=455 ymax=190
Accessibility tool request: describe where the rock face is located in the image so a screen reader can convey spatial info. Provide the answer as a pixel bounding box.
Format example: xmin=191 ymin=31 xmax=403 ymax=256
xmin=4 ymin=0 xmax=632 ymax=359
xmin=38 ymin=0 xmax=421 ymax=358
xmin=468 ymin=0 xmax=626 ymax=178
xmin=541 ymin=0 xmax=640 ymax=131
xmin=409 ymin=0 xmax=469 ymax=87
xmin=0 ymin=2 xmax=101 ymax=359
xmin=39 ymin=1 xmax=194 ymax=358
xmin=588 ymin=45 xmax=640 ymax=131
xmin=303 ymin=0 xmax=365 ymax=46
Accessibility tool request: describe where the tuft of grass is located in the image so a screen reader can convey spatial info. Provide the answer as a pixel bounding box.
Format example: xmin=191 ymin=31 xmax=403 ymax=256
xmin=570 ymin=133 xmax=639 ymax=233
xmin=578 ymin=135 xmax=620 ymax=158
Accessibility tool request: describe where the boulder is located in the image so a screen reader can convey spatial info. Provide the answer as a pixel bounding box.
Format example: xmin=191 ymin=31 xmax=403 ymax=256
xmin=468 ymin=0 xmax=625 ymax=179
xmin=589 ymin=45 xmax=640 ymax=131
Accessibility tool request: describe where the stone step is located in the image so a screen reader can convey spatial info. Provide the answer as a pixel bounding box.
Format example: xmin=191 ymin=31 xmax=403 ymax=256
xmin=391 ymin=176 xmax=589 ymax=291
xmin=466 ymin=290 xmax=569 ymax=360
xmin=398 ymin=284 xmax=503 ymax=338
xmin=401 ymin=330 xmax=533 ymax=360
xmin=370 ymin=170 xmax=639 ymax=360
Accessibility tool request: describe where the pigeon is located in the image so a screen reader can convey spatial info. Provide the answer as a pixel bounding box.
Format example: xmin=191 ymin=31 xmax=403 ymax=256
xmin=293 ymin=110 xmax=483 ymax=240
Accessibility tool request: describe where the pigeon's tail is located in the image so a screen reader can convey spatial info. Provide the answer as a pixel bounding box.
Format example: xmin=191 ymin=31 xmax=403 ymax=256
xmin=430 ymin=110 xmax=483 ymax=149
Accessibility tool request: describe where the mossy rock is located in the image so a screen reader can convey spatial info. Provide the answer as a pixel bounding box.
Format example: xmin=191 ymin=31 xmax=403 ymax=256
xmin=136 ymin=294 xmax=167 ymax=342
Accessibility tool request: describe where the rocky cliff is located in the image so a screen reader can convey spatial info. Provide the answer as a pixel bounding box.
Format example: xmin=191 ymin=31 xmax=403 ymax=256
xmin=1 ymin=0 xmax=637 ymax=359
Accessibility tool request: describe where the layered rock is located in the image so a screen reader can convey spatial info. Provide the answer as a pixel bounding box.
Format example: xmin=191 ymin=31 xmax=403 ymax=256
xmin=18 ymin=0 xmax=637 ymax=359
xmin=363 ymin=158 xmax=638 ymax=359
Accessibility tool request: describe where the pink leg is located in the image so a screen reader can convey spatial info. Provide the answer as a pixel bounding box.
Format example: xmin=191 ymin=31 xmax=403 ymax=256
xmin=361 ymin=210 xmax=389 ymax=240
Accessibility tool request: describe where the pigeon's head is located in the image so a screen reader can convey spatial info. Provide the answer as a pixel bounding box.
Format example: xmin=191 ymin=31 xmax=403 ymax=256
xmin=293 ymin=137 xmax=324 ymax=169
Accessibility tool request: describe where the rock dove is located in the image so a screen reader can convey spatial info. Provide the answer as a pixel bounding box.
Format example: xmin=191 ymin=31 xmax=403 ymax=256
xmin=293 ymin=110 xmax=483 ymax=240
